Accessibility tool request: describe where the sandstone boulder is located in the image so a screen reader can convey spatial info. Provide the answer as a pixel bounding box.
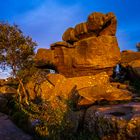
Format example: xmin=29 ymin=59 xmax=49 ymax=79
xmin=73 ymin=35 xmax=120 ymax=76
xmin=35 ymin=48 xmax=55 ymax=68
xmin=120 ymin=50 xmax=140 ymax=80
xmin=74 ymin=22 xmax=89 ymax=39
xmin=84 ymin=102 xmax=140 ymax=140
xmin=87 ymin=12 xmax=117 ymax=36
xmin=50 ymin=41 xmax=73 ymax=49
xmin=35 ymin=12 xmax=120 ymax=78
xmin=26 ymin=74 xmax=54 ymax=100
xmin=120 ymin=50 xmax=140 ymax=67
xmin=62 ymin=27 xmax=78 ymax=43
xmin=26 ymin=72 xmax=132 ymax=107
xmin=78 ymin=84 xmax=132 ymax=106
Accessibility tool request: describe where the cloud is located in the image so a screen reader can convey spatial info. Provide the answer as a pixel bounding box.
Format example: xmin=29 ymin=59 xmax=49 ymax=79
xmin=12 ymin=0 xmax=83 ymax=49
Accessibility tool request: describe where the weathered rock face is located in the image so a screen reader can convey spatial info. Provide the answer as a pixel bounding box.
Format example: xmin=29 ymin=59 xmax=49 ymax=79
xmin=35 ymin=12 xmax=120 ymax=78
xmin=120 ymin=50 xmax=140 ymax=67
xmin=120 ymin=50 xmax=140 ymax=80
xmin=84 ymin=102 xmax=140 ymax=140
xmin=26 ymin=72 xmax=132 ymax=106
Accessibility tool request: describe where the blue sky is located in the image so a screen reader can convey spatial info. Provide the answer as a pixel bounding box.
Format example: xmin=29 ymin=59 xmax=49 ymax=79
xmin=0 ymin=0 xmax=140 ymax=51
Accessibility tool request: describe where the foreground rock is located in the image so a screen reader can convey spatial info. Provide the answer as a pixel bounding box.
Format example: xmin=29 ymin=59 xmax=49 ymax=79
xmin=26 ymin=72 xmax=132 ymax=106
xmin=35 ymin=12 xmax=120 ymax=78
xmin=84 ymin=102 xmax=140 ymax=140
xmin=0 ymin=113 xmax=32 ymax=140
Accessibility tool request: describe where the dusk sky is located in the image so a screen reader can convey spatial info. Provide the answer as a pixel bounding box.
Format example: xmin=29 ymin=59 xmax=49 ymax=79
xmin=0 ymin=0 xmax=140 ymax=50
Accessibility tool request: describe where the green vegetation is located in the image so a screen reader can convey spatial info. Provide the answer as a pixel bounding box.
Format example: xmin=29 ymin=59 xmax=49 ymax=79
xmin=7 ymin=95 xmax=99 ymax=140
xmin=0 ymin=22 xmax=37 ymax=105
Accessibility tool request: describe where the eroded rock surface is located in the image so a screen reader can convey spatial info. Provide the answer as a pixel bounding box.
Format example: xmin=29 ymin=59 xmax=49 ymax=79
xmin=84 ymin=102 xmax=140 ymax=140
xmin=35 ymin=12 xmax=120 ymax=78
xmin=26 ymin=72 xmax=132 ymax=106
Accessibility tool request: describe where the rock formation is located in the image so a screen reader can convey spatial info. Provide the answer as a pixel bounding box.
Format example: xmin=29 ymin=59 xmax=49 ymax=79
xmin=84 ymin=102 xmax=140 ymax=140
xmin=35 ymin=12 xmax=120 ymax=78
xmin=26 ymin=72 xmax=132 ymax=106
xmin=1 ymin=12 xmax=140 ymax=140
xmin=120 ymin=50 xmax=140 ymax=79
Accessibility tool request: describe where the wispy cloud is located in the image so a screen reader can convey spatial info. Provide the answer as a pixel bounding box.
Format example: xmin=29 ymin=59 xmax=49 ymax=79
xmin=12 ymin=0 xmax=83 ymax=49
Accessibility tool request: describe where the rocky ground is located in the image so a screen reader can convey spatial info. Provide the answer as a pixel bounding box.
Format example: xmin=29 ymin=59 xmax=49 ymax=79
xmin=1 ymin=12 xmax=140 ymax=140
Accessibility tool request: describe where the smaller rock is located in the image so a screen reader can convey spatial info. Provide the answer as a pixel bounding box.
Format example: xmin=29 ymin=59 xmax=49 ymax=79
xmin=74 ymin=22 xmax=88 ymax=39
xmin=87 ymin=12 xmax=105 ymax=32
xmin=62 ymin=27 xmax=78 ymax=43
xmin=78 ymin=83 xmax=132 ymax=106
xmin=0 ymin=85 xmax=16 ymax=95
xmin=50 ymin=41 xmax=74 ymax=49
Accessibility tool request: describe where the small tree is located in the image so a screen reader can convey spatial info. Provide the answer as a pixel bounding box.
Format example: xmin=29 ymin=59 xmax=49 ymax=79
xmin=136 ymin=43 xmax=140 ymax=52
xmin=0 ymin=22 xmax=37 ymax=105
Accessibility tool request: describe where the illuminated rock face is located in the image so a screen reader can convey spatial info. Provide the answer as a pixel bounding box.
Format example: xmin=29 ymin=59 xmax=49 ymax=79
xmin=26 ymin=72 xmax=132 ymax=105
xmin=35 ymin=12 xmax=120 ymax=78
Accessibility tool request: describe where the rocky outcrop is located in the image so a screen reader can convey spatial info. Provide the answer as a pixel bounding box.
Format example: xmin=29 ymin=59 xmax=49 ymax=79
xmin=26 ymin=72 xmax=132 ymax=106
xmin=84 ymin=102 xmax=140 ymax=140
xmin=120 ymin=50 xmax=140 ymax=80
xmin=120 ymin=50 xmax=140 ymax=67
xmin=0 ymin=113 xmax=32 ymax=140
xmin=35 ymin=12 xmax=120 ymax=78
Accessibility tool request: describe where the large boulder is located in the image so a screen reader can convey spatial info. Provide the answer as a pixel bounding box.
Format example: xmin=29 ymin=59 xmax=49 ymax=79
xmin=72 ymin=35 xmax=120 ymax=76
xmin=26 ymin=71 xmax=55 ymax=101
xmin=78 ymin=84 xmax=132 ymax=106
xmin=87 ymin=12 xmax=117 ymax=36
xmin=84 ymin=102 xmax=140 ymax=140
xmin=26 ymin=72 xmax=132 ymax=106
xmin=35 ymin=12 xmax=120 ymax=78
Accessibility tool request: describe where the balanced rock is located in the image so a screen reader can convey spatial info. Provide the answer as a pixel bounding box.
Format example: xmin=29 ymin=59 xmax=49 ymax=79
xmin=87 ymin=12 xmax=117 ymax=36
xmin=35 ymin=12 xmax=120 ymax=78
